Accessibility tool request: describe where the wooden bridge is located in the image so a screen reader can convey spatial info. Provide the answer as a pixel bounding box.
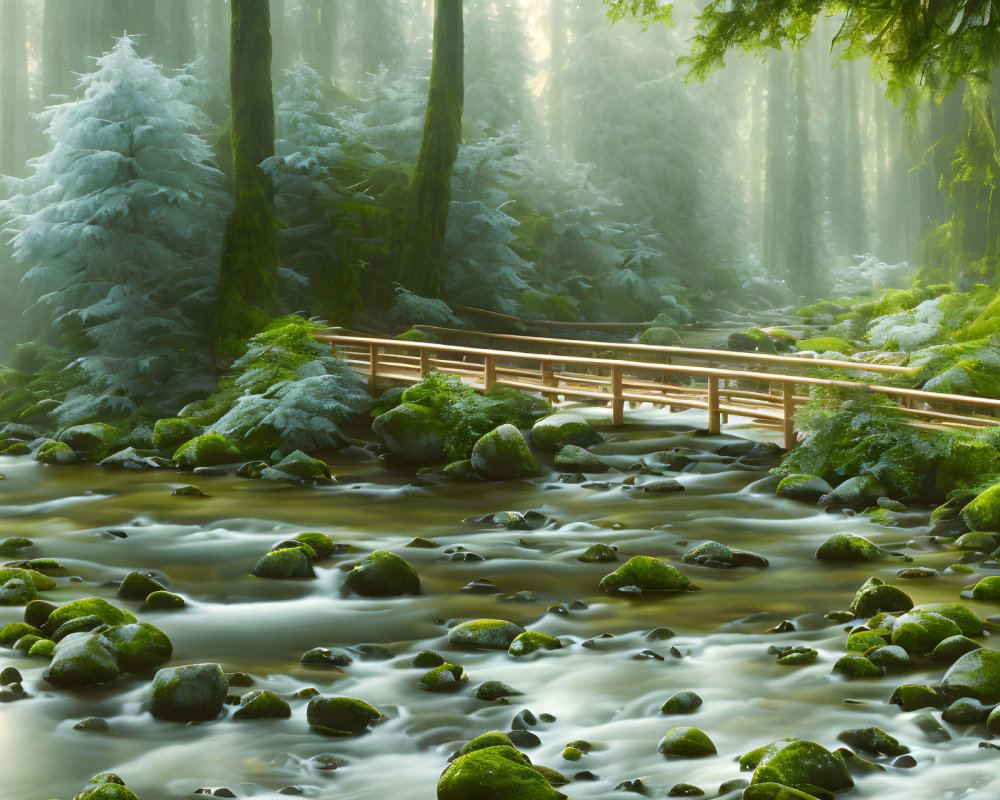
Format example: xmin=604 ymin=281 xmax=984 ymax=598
xmin=314 ymin=327 xmax=1000 ymax=450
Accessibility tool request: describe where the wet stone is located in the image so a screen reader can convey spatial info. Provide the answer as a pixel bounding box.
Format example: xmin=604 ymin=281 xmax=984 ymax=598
xmin=74 ymin=717 xmax=109 ymax=732
xmin=461 ymin=578 xmax=498 ymax=594
xmin=667 ymin=785 xmax=705 ymax=797
xmin=475 ymin=681 xmax=522 ymax=701
xmin=661 ymin=690 xmax=703 ymax=714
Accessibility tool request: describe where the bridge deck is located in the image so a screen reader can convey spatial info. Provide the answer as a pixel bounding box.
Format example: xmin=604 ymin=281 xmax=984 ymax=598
xmin=315 ymin=328 xmax=1000 ymax=450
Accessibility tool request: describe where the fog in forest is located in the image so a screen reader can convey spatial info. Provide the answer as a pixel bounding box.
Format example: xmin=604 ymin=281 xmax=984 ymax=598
xmin=0 ymin=0 xmax=936 ymax=366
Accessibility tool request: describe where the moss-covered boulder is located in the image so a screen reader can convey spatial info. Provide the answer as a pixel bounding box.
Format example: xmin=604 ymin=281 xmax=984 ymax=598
xmin=942 ymin=648 xmax=1000 ymax=703
xmin=259 ymin=450 xmax=332 ymax=483
xmin=44 ymin=632 xmax=120 ymax=688
xmin=72 ymin=773 xmax=141 ymax=800
xmin=150 ymin=663 xmax=227 ymax=721
xmin=306 ymin=695 xmax=384 ymax=736
xmin=832 ymin=655 xmax=883 ymax=679
xmin=931 ymin=635 xmax=981 ymax=661
xmin=253 ymin=547 xmax=315 ymax=579
xmin=888 ymin=684 xmax=943 ymax=711
xmin=418 ymin=663 xmax=467 ymax=692
xmin=919 ymin=602 xmax=983 ymax=637
xmin=172 ymin=434 xmax=241 ymax=469
xmin=0 ymin=622 xmax=42 ymax=647
xmin=820 ymin=475 xmax=887 ymax=509
xmin=471 ymin=424 xmax=539 ymax=480
xmin=103 ymin=623 xmax=173 ymax=672
xmin=750 ymin=740 xmax=853 ymax=794
xmin=658 ymin=727 xmax=717 ymax=758
xmin=438 ymin=745 xmax=567 ymax=800
xmin=509 ymin=631 xmax=562 ymax=657
xmin=153 ymin=418 xmax=201 ymax=452
xmin=44 ymin=598 xmax=135 ymax=636
xmin=553 ymin=445 xmax=607 ymax=472
xmin=578 ymin=543 xmax=617 ymax=563
xmin=372 ymin=402 xmax=447 ymax=463
xmin=600 ymin=555 xmax=692 ymax=595
xmin=454 ymin=731 xmax=517 ymax=757
xmin=530 ymin=413 xmax=602 ymax=451
xmin=35 ymin=440 xmax=79 ymax=465
xmin=661 ymin=691 xmax=703 ymax=715
xmin=815 ymin=534 xmax=884 ymax=562
xmin=449 ymin=619 xmax=525 ymax=649
xmin=0 ymin=575 xmax=37 ymax=606
xmin=742 ymin=783 xmax=822 ymax=800
xmin=343 ymin=550 xmax=420 ymax=597
xmin=145 ymin=591 xmax=185 ymax=611
xmin=775 ymin=474 xmax=833 ymax=504
xmin=850 ymin=578 xmax=912 ymax=617
xmin=117 ymin=572 xmax=166 ymax=601
xmin=961 ymin=482 xmax=1000 ymax=531
xmin=233 ymin=690 xmax=292 ymax=720
xmin=295 ymin=531 xmax=340 ymax=559
xmin=890 ymin=611 xmax=961 ymax=655
xmin=797 ymin=337 xmax=854 ymax=355
xmin=58 ymin=423 xmax=123 ymax=458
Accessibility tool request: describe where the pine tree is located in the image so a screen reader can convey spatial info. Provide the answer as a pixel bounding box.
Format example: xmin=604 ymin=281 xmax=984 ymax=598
xmin=1 ymin=37 xmax=228 ymax=422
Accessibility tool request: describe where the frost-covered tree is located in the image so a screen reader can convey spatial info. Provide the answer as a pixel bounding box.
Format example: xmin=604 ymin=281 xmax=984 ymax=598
xmin=0 ymin=37 xmax=228 ymax=423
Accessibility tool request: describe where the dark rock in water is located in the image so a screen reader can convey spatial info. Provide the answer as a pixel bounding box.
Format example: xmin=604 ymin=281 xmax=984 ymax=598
xmin=531 ymin=413 xmax=602 ymax=451
xmin=472 ymin=425 xmax=539 ymax=480
xmin=307 ymin=696 xmax=384 ymax=736
xmin=260 ymin=450 xmax=333 ymax=483
xmin=850 ymin=577 xmax=912 ymax=617
xmin=73 ymin=716 xmax=109 ymax=732
xmin=406 ymin=537 xmax=440 ymax=549
xmin=775 ymin=646 xmax=817 ymax=666
xmin=24 ymin=600 xmax=56 ymax=629
xmin=117 ymin=571 xmax=167 ymax=601
xmin=641 ymin=450 xmax=696 ymax=474
xmin=145 ymin=591 xmax=185 ymax=610
xmin=836 ymin=727 xmax=909 ymax=757
xmin=343 ymin=551 xmax=420 ymax=597
xmin=449 ymin=619 xmax=525 ymax=649
xmin=942 ymin=648 xmax=1000 ymax=703
xmin=411 ymin=650 xmax=444 ymax=668
xmin=509 ymin=631 xmax=561 ymax=657
xmin=418 ymin=662 xmax=467 ymax=692
xmin=554 ymin=445 xmax=608 ymax=472
xmin=0 ymin=537 xmax=32 ymax=556
xmin=867 ymin=645 xmax=909 ymax=671
xmin=233 ymin=690 xmax=292 ymax=720
xmin=192 ymin=466 xmax=226 ymax=477
xmin=0 ymin=667 xmax=22 ymax=685
xmin=614 ymin=778 xmax=649 ymax=795
xmin=150 ymin=663 xmax=227 ymax=721
xmin=661 ymin=690 xmax=702 ymax=715
xmin=226 ymin=672 xmax=254 ymax=687
xmin=51 ymin=615 xmax=105 ymax=642
xmin=633 ymin=478 xmax=684 ymax=493
xmin=633 ymin=649 xmax=664 ymax=661
xmin=372 ymin=402 xmax=447 ymax=464
xmin=775 ymin=473 xmax=833 ymax=503
xmin=942 ymin=696 xmax=994 ymax=723
xmin=819 ymin=475 xmax=887 ymax=509
xmin=511 ymin=709 xmax=538 ymax=729
xmin=438 ymin=745 xmax=566 ymax=800
xmin=171 ymin=484 xmax=209 ymax=497
xmin=816 ymin=534 xmax=885 ymax=562
xmin=506 ymin=729 xmax=541 ymax=748
xmin=748 ymin=739 xmax=854 ymax=794
xmin=667 ymin=784 xmax=704 ymax=797
xmin=717 ymin=778 xmax=750 ymax=795
xmin=351 ymin=644 xmax=394 ymax=661
xmin=578 ymin=543 xmax=618 ymax=563
xmin=476 ymin=681 xmax=522 ymax=701
xmin=646 ymin=627 xmax=676 ymax=641
xmin=658 ymin=727 xmax=716 ymax=758
xmin=103 ymin=623 xmax=173 ymax=672
xmin=889 ymin=684 xmax=943 ymax=711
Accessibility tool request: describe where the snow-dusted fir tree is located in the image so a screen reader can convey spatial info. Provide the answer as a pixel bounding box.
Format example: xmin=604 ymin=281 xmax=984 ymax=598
xmin=0 ymin=36 xmax=228 ymax=423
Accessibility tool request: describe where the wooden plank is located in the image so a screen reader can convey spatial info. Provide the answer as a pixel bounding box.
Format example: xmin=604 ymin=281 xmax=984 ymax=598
xmin=611 ymin=365 xmax=624 ymax=426
xmin=707 ymin=377 xmax=720 ymax=434
xmin=782 ymin=383 xmax=796 ymax=450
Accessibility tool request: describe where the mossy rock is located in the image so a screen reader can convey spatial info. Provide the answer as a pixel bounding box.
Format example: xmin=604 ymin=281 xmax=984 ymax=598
xmin=117 ymin=572 xmax=166 ymax=601
xmin=890 ymin=611 xmax=961 ymax=655
xmin=820 ymin=476 xmax=887 ymax=509
xmin=661 ymin=691 xmax=703 ymax=715
xmin=103 ymin=623 xmax=173 ymax=672
xmin=372 ymin=402 xmax=447 ymax=464
xmin=832 ymin=655 xmax=883 ymax=679
xmin=455 ymin=731 xmax=516 ymax=757
xmin=888 ymin=683 xmax=943 ymax=711
xmin=150 ymin=663 xmax=228 ymax=721
xmin=942 ymin=648 xmax=1000 ymax=703
xmin=28 ymin=638 xmax=55 ymax=658
xmin=0 ymin=577 xmax=37 ymax=606
xmin=259 ymin=450 xmax=332 ymax=483
xmin=850 ymin=578 xmax=912 ymax=617
xmin=657 ymin=727 xmax=717 ymax=758
xmin=742 ymin=783 xmax=824 ymax=800
xmin=44 ymin=598 xmax=136 ymax=636
xmin=449 ymin=619 xmax=525 ymax=649
xmin=509 ymin=631 xmax=562 ymax=657
xmin=531 ymin=413 xmax=602 ymax=451
xmin=306 ymin=695 xmax=384 ymax=736
xmin=727 ymin=328 xmax=778 ymax=354
xmin=43 ymin=632 xmax=120 ymax=688
xmin=578 ymin=543 xmax=617 ymax=563
xmin=172 ymin=434 xmax=241 ymax=469
xmin=471 ymin=424 xmax=539 ymax=480
xmin=417 ymin=662 xmax=467 ymax=692
xmin=153 ymin=418 xmax=202 ymax=452
xmin=36 ymin=440 xmax=78 ymax=465
xmin=57 ymin=423 xmax=123 ymax=458
xmin=13 ymin=633 xmax=42 ymax=652
xmin=475 ymin=681 xmax=522 ymax=701
xmin=253 ymin=547 xmax=316 ymax=579
xmin=233 ymin=690 xmax=292 ymax=720
xmin=599 ymin=555 xmax=692 ymax=595
xmin=0 ymin=536 xmax=32 ymax=556
xmin=73 ymin=773 xmax=141 ymax=800
xmin=815 ymin=534 xmax=884 ymax=562
xmin=846 ymin=630 xmax=891 ymax=653
xmin=835 ymin=726 xmax=909 ymax=757
xmin=553 ymin=445 xmax=607 ymax=472
xmin=438 ymin=745 xmax=567 ymax=800
xmin=961 ymin=482 xmax=1000 ymax=531
xmin=797 ymin=337 xmax=854 ymax=355
xmin=775 ymin=474 xmax=832 ymax=504
xmin=797 ymin=300 xmax=849 ymax=318
xmin=145 ymin=591 xmax=185 ymax=611
xmin=0 ymin=622 xmax=43 ymax=647
xmin=343 ymin=550 xmax=420 ymax=597
xmin=295 ymin=531 xmax=339 ymax=559
xmin=931 ymin=635 xmax=981 ymax=661
xmin=751 ymin=739 xmax=853 ymax=794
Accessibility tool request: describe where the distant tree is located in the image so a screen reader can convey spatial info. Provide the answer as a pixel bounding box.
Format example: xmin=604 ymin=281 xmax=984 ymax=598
xmin=0 ymin=37 xmax=227 ymax=422
xmin=213 ymin=0 xmax=281 ymax=346
xmin=1 ymin=0 xmax=28 ymax=177
xmin=392 ymin=0 xmax=464 ymax=297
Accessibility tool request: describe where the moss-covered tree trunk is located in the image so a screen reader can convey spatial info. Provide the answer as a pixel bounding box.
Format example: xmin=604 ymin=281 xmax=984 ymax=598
xmin=392 ymin=0 xmax=464 ymax=298
xmin=212 ymin=0 xmax=280 ymax=347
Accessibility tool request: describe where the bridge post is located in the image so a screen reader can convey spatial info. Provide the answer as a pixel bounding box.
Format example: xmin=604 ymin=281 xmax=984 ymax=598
xmin=541 ymin=361 xmax=556 ymax=404
xmin=484 ymin=355 xmax=496 ymax=393
xmin=419 ymin=348 xmax=431 ymax=376
xmin=783 ymin=382 xmax=796 ymax=449
xmin=611 ymin=365 xmax=624 ymax=426
xmin=707 ymin=377 xmax=720 ymax=434
xmin=369 ymin=343 xmax=379 ymax=392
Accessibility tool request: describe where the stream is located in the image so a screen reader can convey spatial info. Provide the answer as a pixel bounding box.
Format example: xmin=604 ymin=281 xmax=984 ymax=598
xmin=2 ymin=324 xmax=998 ymax=800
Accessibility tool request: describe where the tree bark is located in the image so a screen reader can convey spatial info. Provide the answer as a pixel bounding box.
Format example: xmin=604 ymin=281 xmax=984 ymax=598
xmin=212 ymin=0 xmax=280 ymax=346
xmin=392 ymin=0 xmax=464 ymax=297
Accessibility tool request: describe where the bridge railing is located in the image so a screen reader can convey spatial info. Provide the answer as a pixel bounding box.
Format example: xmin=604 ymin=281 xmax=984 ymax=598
xmin=314 ymin=330 xmax=1000 ymax=450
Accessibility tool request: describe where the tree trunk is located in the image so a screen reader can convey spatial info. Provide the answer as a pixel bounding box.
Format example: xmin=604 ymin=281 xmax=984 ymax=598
xmin=43 ymin=0 xmax=71 ymax=101
xmin=392 ymin=0 xmax=464 ymax=298
xmin=212 ymin=0 xmax=280 ymax=346
xmin=549 ymin=0 xmax=566 ymax=156
xmin=763 ymin=50 xmax=791 ymax=278
xmin=158 ymin=0 xmax=195 ymax=68
xmin=1 ymin=0 xmax=27 ymax=177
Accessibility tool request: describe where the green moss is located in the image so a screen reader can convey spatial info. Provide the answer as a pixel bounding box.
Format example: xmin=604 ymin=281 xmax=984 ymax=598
xmin=449 ymin=619 xmax=525 ymax=649
xmin=797 ymin=300 xmax=849 ymax=318
xmin=344 ymin=551 xmax=420 ymax=597
xmin=962 ymin=482 xmax=1000 ymax=531
xmin=417 ymin=662 xmax=467 ymax=691
xmin=508 ymin=631 xmax=562 ymax=657
xmin=942 ymin=648 xmax=1000 ymax=703
xmin=438 ymin=745 xmax=567 ymax=800
xmin=657 ymin=727 xmax=717 ymax=758
xmin=35 ymin=440 xmax=78 ymax=465
xmin=295 ymin=532 xmax=339 ymax=559
xmin=531 ymin=412 xmax=602 ymax=451
xmin=0 ymin=622 xmax=43 ymax=647
xmin=815 ymin=534 xmax=884 ymax=561
xmin=455 ymin=731 xmax=516 ymax=757
xmin=890 ymin=611 xmax=961 ymax=655
xmin=153 ymin=418 xmax=201 ymax=451
xmin=44 ymin=598 xmax=136 ymax=636
xmin=172 ymin=433 xmax=241 ymax=469
xmin=103 ymin=623 xmax=173 ymax=672
xmin=117 ymin=572 xmax=166 ymax=601
xmin=751 ymin=740 xmax=853 ymax=794
xmin=470 ymin=424 xmax=539 ymax=480
xmin=888 ymin=683 xmax=942 ymax=711
xmin=640 ymin=327 xmax=683 ymax=346
xmin=796 ymin=337 xmax=854 ymax=354
xmin=600 ymin=555 xmax=693 ymax=594
xmin=150 ymin=663 xmax=228 ymax=721
xmin=306 ymin=695 xmax=385 ymax=736
xmin=233 ymin=690 xmax=292 ymax=720
xmin=832 ymin=655 xmax=884 ymax=679
xmin=44 ymin=632 xmax=120 ymax=688
xmin=145 ymin=591 xmax=186 ymax=611
xmin=661 ymin=691 xmax=703 ymax=714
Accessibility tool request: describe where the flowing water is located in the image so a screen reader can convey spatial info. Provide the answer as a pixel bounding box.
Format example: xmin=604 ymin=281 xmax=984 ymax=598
xmin=2 ymin=329 xmax=998 ymax=800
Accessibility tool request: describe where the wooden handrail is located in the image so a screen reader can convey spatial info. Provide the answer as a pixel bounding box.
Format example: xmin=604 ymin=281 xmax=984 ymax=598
xmin=411 ymin=325 xmax=914 ymax=376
